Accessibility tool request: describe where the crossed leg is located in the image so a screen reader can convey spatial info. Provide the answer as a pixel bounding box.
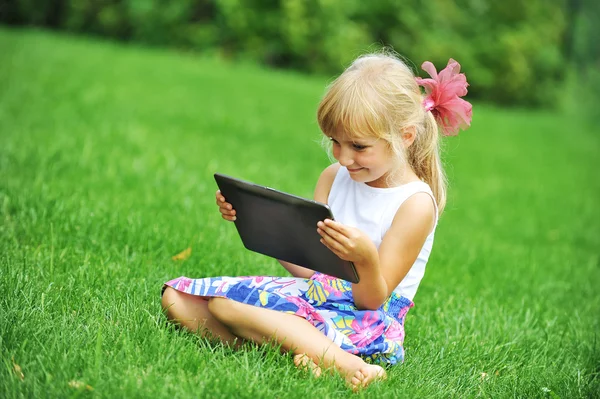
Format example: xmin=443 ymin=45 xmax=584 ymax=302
xmin=161 ymin=286 xmax=244 ymax=347
xmin=161 ymin=286 xmax=385 ymax=390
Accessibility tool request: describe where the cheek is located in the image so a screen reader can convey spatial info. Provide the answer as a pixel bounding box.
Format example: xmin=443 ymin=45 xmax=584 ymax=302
xmin=360 ymin=152 xmax=390 ymax=170
xmin=332 ymin=145 xmax=341 ymax=159
xmin=356 ymin=152 xmax=374 ymax=166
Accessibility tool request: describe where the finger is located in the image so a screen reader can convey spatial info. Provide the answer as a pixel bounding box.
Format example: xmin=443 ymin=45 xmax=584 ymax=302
xmin=219 ymin=207 xmax=236 ymax=216
xmin=216 ymin=199 xmax=234 ymax=210
xmin=216 ymin=190 xmax=226 ymax=203
xmin=320 ymin=237 xmax=348 ymax=261
xmin=318 ymin=219 xmax=345 ymax=236
xmin=323 ymin=218 xmax=347 ymax=234
xmin=319 ymin=237 xmax=343 ymax=257
xmin=317 ymin=222 xmax=348 ymax=244
xmin=317 ymin=225 xmax=344 ymax=245
xmin=318 ymin=228 xmax=346 ymax=253
xmin=222 ymin=214 xmax=237 ymax=222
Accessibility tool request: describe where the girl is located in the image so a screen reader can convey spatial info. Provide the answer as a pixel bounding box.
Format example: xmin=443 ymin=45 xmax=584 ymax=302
xmin=161 ymin=53 xmax=472 ymax=390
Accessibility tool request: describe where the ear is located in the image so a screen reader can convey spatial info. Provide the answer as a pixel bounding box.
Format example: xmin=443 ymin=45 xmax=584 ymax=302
xmin=401 ymin=126 xmax=416 ymax=148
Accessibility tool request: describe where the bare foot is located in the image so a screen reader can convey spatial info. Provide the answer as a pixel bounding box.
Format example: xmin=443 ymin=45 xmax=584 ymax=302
xmin=293 ymin=353 xmax=322 ymax=378
xmin=347 ymin=363 xmax=387 ymax=391
xmin=294 ymin=352 xmax=385 ymax=390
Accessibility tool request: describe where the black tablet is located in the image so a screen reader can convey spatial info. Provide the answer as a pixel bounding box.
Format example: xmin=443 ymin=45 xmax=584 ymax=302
xmin=214 ymin=173 xmax=359 ymax=283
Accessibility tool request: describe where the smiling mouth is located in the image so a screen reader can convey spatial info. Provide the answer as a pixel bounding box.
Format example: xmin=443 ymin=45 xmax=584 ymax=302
xmin=347 ymin=167 xmax=363 ymax=173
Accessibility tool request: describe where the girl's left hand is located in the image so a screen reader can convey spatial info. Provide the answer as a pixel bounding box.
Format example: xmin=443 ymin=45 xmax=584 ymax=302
xmin=317 ymin=219 xmax=378 ymax=266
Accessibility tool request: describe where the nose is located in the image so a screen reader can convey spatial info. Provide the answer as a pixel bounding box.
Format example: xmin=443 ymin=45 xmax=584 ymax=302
xmin=337 ymin=146 xmax=354 ymax=167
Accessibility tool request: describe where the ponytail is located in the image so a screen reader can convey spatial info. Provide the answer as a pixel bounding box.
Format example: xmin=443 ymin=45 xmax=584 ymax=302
xmin=408 ymin=112 xmax=447 ymax=215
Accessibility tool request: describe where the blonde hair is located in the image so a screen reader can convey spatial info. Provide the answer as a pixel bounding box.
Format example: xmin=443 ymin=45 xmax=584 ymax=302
xmin=317 ymin=52 xmax=447 ymax=215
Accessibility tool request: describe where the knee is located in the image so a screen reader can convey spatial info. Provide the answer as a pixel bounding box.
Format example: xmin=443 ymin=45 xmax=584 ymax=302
xmin=161 ymin=286 xmax=179 ymax=320
xmin=207 ymin=297 xmax=241 ymax=326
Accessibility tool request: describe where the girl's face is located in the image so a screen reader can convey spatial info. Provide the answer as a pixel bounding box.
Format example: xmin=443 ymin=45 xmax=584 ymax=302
xmin=329 ymin=131 xmax=399 ymax=188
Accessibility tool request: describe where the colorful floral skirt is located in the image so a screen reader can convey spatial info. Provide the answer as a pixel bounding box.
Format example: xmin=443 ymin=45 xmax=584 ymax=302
xmin=164 ymin=272 xmax=414 ymax=366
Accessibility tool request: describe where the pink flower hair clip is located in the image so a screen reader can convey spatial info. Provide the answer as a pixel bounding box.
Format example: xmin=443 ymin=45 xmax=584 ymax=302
xmin=415 ymin=59 xmax=473 ymax=136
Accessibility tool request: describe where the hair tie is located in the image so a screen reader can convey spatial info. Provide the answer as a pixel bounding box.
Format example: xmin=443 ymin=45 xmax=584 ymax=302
xmin=415 ymin=59 xmax=473 ymax=136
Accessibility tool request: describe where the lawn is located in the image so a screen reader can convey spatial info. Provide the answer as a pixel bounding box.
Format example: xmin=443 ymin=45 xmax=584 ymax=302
xmin=1 ymin=28 xmax=598 ymax=398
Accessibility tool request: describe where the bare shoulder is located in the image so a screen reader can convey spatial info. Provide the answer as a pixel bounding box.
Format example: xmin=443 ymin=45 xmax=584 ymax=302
xmin=390 ymin=192 xmax=436 ymax=235
xmin=320 ymin=162 xmax=341 ymax=181
xmin=314 ymin=163 xmax=341 ymax=204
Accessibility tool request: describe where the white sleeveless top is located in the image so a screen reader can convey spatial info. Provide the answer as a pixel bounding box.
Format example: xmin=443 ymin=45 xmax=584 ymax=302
xmin=328 ymin=166 xmax=438 ymax=301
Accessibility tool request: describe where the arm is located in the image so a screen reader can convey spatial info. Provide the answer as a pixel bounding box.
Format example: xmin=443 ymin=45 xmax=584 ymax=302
xmin=318 ymin=192 xmax=435 ymax=310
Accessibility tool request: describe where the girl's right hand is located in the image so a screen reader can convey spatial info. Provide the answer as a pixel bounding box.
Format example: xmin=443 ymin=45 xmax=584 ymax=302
xmin=216 ymin=190 xmax=237 ymax=221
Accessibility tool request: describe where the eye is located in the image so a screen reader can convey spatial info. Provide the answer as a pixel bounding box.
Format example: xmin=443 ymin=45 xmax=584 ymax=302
xmin=352 ymin=143 xmax=367 ymax=151
xmin=329 ymin=137 xmax=340 ymax=145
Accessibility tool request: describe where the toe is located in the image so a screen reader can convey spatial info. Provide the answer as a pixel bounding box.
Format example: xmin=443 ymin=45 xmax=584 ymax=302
xmin=293 ymin=353 xmax=322 ymax=378
xmin=375 ymin=366 xmax=387 ymax=379
xmin=293 ymin=354 xmax=305 ymax=367
xmin=349 ymin=371 xmax=366 ymax=391
xmin=313 ymin=367 xmax=322 ymax=378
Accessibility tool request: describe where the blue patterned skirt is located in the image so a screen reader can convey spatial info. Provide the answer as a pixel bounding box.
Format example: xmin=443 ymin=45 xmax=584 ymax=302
xmin=164 ymin=272 xmax=413 ymax=366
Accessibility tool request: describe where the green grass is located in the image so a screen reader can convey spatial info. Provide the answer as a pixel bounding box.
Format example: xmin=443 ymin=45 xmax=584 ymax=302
xmin=1 ymin=28 xmax=599 ymax=398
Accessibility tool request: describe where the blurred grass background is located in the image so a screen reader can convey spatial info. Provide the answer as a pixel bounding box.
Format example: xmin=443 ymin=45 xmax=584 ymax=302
xmin=1 ymin=1 xmax=599 ymax=397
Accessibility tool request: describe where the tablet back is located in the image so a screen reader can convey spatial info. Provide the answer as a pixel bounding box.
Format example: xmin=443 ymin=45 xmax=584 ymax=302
xmin=214 ymin=173 xmax=359 ymax=283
